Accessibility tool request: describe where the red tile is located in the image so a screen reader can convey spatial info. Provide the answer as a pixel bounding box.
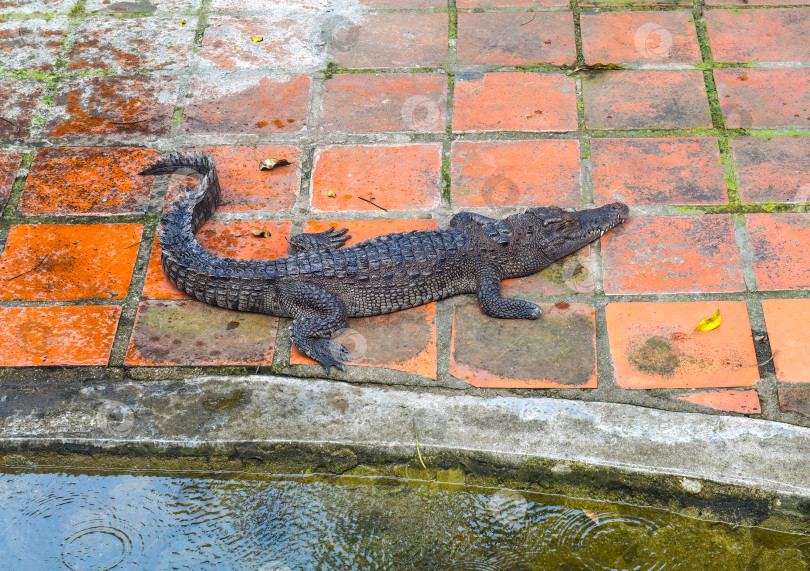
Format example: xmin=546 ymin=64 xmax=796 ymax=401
xmin=165 ymin=146 xmax=302 ymax=212
xmin=46 ymin=76 xmax=178 ymax=137
xmin=320 ymin=73 xmax=447 ymax=133
xmin=0 ymin=0 xmax=75 ymax=12
xmin=291 ymin=304 xmax=438 ymax=378
xmin=747 ymin=214 xmax=810 ymax=291
xmin=181 ymin=74 xmax=309 ymax=134
xmin=458 ymin=0 xmax=567 ymax=6
xmin=0 ymin=306 xmax=121 ymax=366
xmin=450 ymin=140 xmax=581 ymax=208
xmin=450 ymin=300 xmax=597 ymax=389
xmin=311 ymin=144 xmax=442 ymax=212
xmin=706 ymin=8 xmax=810 ymax=63
xmin=779 ymin=386 xmax=810 ymax=417
xmin=715 ymin=69 xmax=810 ymax=128
xmin=303 ymin=219 xmax=439 ymax=245
xmin=592 ymin=138 xmax=727 ymax=206
xmin=602 ymin=215 xmax=743 ymax=294
xmin=453 ymin=72 xmax=577 ymax=132
xmin=0 ymin=151 xmax=22 ymax=211
xmin=581 ymin=11 xmax=701 ymax=64
xmin=361 ymin=0 xmax=443 ymax=6
xmin=706 ymin=0 xmax=808 ymax=4
xmin=0 ymin=18 xmax=67 ymax=71
xmin=730 ymin=137 xmax=810 ymax=204
xmin=0 ymin=224 xmax=142 ymax=301
xmin=606 ymin=301 xmax=760 ymax=389
xmin=87 ymin=0 xmax=198 ymax=10
xmin=583 ymin=70 xmax=711 ymax=130
xmin=456 ymin=12 xmax=575 ymax=66
xmin=675 ymin=389 xmax=761 ymax=414
xmin=0 ymin=79 xmax=45 ymax=138
xmin=329 ymin=13 xmax=447 ymax=68
xmin=762 ymin=299 xmax=810 ymax=384
xmin=19 ymin=147 xmax=160 ymax=216
xmin=143 ymin=221 xmax=292 ymax=300
xmin=502 ymin=247 xmax=595 ymax=296
xmin=125 ymin=300 xmax=278 ymax=366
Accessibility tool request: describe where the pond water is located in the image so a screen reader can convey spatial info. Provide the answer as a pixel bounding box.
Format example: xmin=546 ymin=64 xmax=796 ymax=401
xmin=0 ymin=469 xmax=808 ymax=570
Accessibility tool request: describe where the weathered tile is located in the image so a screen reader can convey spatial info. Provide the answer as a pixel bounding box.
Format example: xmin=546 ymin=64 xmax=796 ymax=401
xmin=320 ymin=73 xmax=447 ymax=133
xmin=730 ymin=137 xmax=810 ymax=204
xmin=747 ymin=214 xmax=810 ymax=291
xmin=779 ymin=386 xmax=810 ymax=417
xmin=0 ymin=17 xmax=68 ymax=71
xmin=675 ymin=389 xmax=761 ymax=414
xmin=706 ymin=8 xmax=810 ymax=63
xmin=602 ymin=215 xmax=743 ymax=294
xmin=166 ymin=146 xmax=302 ymax=211
xmin=450 ymin=140 xmax=581 ymax=208
xmin=142 ymin=221 xmax=291 ymax=300
xmin=453 ymin=72 xmax=577 ymax=132
xmin=0 ymin=0 xmax=74 ymax=14
xmin=592 ymin=138 xmax=727 ymax=206
xmin=361 ymin=0 xmax=443 ymax=6
xmin=181 ymin=74 xmax=309 ymax=134
xmin=68 ymin=17 xmax=195 ymax=72
xmin=456 ymin=12 xmax=575 ymax=66
xmin=0 ymin=79 xmax=45 ymax=138
xmin=86 ymin=0 xmax=200 ymax=11
xmin=329 ymin=13 xmax=447 ymax=68
xmin=458 ymin=0 xmax=567 ymax=6
xmin=715 ymin=69 xmax=810 ymax=128
xmin=19 ymin=147 xmax=159 ymax=215
xmin=706 ymin=0 xmax=808 ymax=4
xmin=311 ymin=144 xmax=442 ymax=212
xmin=450 ymin=300 xmax=597 ymax=388
xmin=582 ymin=70 xmax=711 ymax=130
xmin=46 ymin=76 xmax=178 ymax=137
xmin=0 ymin=306 xmax=121 ymax=366
xmin=606 ymin=301 xmax=760 ymax=389
xmin=0 ymin=224 xmax=142 ymax=301
xmin=581 ymin=11 xmax=701 ymax=64
xmin=762 ymin=298 xmax=810 ymax=384
xmin=0 ymin=151 xmax=22 ymax=211
xmin=125 ymin=300 xmax=278 ymax=365
xmin=291 ymin=304 xmax=438 ymax=378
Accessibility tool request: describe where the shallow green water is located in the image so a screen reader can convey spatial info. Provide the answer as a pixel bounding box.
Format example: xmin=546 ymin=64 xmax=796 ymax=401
xmin=0 ymin=470 xmax=808 ymax=570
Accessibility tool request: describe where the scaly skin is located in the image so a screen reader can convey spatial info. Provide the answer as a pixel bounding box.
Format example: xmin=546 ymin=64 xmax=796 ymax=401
xmin=141 ymin=152 xmax=629 ymax=374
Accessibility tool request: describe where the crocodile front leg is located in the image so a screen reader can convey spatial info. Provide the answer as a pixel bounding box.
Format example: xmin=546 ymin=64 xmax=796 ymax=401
xmin=287 ymin=227 xmax=350 ymax=255
xmin=280 ymin=281 xmax=351 ymax=373
xmin=477 ymin=264 xmax=542 ymax=320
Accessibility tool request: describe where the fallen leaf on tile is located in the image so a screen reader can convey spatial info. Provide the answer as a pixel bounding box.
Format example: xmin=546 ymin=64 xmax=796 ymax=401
xmin=251 ymin=229 xmax=271 ymax=238
xmin=694 ymin=310 xmax=722 ymax=332
xmin=251 ymin=36 xmax=263 ymax=43
xmin=259 ymin=158 xmax=290 ymax=171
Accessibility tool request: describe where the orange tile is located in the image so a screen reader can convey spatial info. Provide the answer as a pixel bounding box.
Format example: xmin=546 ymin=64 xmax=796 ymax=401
xmin=747 ymin=214 xmax=810 ymax=291
xmin=19 ymin=147 xmax=159 ymax=215
xmin=606 ymin=301 xmax=760 ymax=389
xmin=502 ymin=246 xmax=594 ymax=296
xmin=0 ymin=151 xmax=23 ymax=211
xmin=166 ymin=146 xmax=301 ymax=212
xmin=303 ymin=219 xmax=438 ymax=245
xmin=458 ymin=0 xmax=567 ymax=6
xmin=762 ymin=299 xmax=810 ymax=384
xmin=290 ymin=304 xmax=438 ymax=379
xmin=601 ymin=215 xmax=743 ymax=294
xmin=125 ymin=300 xmax=277 ymax=366
xmin=779 ymin=386 xmax=810 ymax=418
xmin=142 ymin=220 xmax=291 ymax=300
xmin=706 ymin=8 xmax=810 ymax=63
xmin=450 ymin=300 xmax=597 ymax=388
xmin=714 ymin=68 xmax=810 ymax=129
xmin=731 ymin=137 xmax=810 ymax=204
xmin=450 ymin=140 xmax=581 ymax=208
xmin=311 ymin=144 xmax=442 ymax=212
xmin=453 ymin=72 xmax=577 ymax=132
xmin=0 ymin=79 xmax=46 ymax=138
xmin=0 ymin=305 xmax=121 ymax=366
xmin=0 ymin=224 xmax=142 ymax=301
xmin=675 ymin=389 xmax=761 ymax=414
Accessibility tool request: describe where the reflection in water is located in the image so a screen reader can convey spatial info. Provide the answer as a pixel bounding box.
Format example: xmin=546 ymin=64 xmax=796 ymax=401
xmin=0 ymin=470 xmax=807 ymax=570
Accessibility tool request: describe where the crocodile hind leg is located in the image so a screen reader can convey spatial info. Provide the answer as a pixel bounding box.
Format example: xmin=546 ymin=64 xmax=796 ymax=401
xmin=280 ymin=282 xmax=350 ymax=374
xmin=288 ymin=227 xmax=350 ymax=255
xmin=477 ymin=264 xmax=541 ymax=320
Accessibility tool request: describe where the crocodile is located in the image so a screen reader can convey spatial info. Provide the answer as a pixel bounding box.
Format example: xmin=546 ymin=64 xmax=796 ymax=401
xmin=141 ymin=152 xmax=629 ymax=374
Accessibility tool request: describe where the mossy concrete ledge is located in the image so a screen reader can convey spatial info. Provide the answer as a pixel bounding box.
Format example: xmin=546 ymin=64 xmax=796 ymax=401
xmin=1 ymin=375 xmax=809 ymax=501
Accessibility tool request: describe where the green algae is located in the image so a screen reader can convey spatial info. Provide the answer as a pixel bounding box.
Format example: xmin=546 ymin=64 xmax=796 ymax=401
xmin=629 ymin=336 xmax=680 ymax=376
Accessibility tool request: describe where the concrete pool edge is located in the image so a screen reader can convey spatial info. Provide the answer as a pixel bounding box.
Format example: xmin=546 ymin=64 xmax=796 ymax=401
xmin=1 ymin=374 xmax=809 ymax=528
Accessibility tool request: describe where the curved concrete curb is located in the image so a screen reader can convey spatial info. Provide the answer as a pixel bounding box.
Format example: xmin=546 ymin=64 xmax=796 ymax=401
xmin=1 ymin=375 xmax=809 ymax=497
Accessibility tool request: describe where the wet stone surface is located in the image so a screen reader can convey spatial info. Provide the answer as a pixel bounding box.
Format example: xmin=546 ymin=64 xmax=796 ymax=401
xmin=0 ymin=18 xmax=68 ymax=72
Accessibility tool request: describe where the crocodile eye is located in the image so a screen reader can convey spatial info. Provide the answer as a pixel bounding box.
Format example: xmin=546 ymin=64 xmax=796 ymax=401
xmin=542 ymin=217 xmax=563 ymax=227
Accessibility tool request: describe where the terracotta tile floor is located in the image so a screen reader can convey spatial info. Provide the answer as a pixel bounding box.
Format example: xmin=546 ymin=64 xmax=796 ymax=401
xmin=1 ymin=0 xmax=809 ymax=424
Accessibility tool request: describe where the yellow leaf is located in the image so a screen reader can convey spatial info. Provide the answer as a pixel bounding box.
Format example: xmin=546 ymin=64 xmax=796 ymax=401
xmin=251 ymin=229 xmax=271 ymax=238
xmin=259 ymin=158 xmax=290 ymax=171
xmin=179 ymin=20 xmax=186 ymax=26
xmin=694 ymin=310 xmax=722 ymax=332
xmin=251 ymin=36 xmax=263 ymax=43
xmin=327 ymin=189 xmax=336 ymax=198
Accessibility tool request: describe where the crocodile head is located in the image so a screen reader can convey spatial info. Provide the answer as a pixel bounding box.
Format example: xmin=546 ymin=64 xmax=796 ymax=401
xmin=525 ymin=202 xmax=629 ymax=261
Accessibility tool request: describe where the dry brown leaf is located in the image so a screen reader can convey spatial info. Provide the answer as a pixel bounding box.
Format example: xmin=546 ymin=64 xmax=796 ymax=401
xmin=251 ymin=229 xmax=271 ymax=238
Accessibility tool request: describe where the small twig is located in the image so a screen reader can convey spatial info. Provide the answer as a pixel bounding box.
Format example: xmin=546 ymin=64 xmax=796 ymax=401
xmin=123 ymin=241 xmax=141 ymax=249
xmin=0 ymin=117 xmax=19 ymax=132
xmin=758 ymin=350 xmax=778 ymax=367
xmin=413 ymin=418 xmax=426 ymax=470
xmin=111 ymin=120 xmax=146 ymax=126
xmin=520 ymin=13 xmax=537 ymax=26
xmin=5 ymin=255 xmax=48 ymax=281
xmin=358 ymin=196 xmax=388 ymax=211
xmin=724 ymin=350 xmax=779 ymax=368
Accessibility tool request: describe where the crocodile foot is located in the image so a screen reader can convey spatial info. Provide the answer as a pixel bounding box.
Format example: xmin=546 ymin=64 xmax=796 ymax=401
xmin=288 ymin=227 xmax=351 ymax=255
xmin=292 ymin=329 xmax=351 ymax=374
